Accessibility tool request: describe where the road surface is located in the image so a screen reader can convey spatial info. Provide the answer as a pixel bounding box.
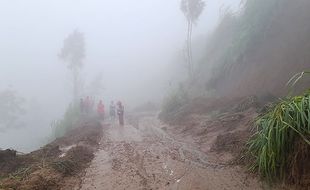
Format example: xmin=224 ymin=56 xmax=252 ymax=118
xmin=79 ymin=117 xmax=262 ymax=190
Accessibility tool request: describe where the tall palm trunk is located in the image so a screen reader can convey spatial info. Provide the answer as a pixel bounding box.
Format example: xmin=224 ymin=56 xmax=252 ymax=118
xmin=187 ymin=20 xmax=192 ymax=79
xmin=187 ymin=20 xmax=194 ymax=80
xmin=189 ymin=21 xmax=193 ymax=79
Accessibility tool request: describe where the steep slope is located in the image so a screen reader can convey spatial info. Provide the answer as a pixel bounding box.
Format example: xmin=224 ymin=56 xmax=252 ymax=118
xmin=198 ymin=0 xmax=310 ymax=98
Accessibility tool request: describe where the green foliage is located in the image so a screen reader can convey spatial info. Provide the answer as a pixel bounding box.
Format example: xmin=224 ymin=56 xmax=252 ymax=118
xmin=51 ymin=104 xmax=80 ymax=138
xmin=248 ymin=91 xmax=310 ymax=182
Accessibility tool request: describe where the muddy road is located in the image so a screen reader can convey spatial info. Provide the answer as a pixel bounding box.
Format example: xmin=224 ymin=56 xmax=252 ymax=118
xmin=79 ymin=117 xmax=262 ymax=190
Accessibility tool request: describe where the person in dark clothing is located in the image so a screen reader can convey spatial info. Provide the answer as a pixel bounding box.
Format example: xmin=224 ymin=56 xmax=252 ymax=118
xmin=109 ymin=101 xmax=116 ymax=122
xmin=117 ymin=101 xmax=124 ymax=126
xmin=85 ymin=96 xmax=91 ymax=114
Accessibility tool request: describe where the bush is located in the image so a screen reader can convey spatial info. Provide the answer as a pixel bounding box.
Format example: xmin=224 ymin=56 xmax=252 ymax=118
xmin=248 ymin=91 xmax=310 ymax=184
xmin=51 ymin=104 xmax=81 ymax=139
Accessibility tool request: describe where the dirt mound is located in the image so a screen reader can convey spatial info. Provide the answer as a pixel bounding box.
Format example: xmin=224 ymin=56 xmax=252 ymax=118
xmin=161 ymin=95 xmax=310 ymax=189
xmin=0 ymin=121 xmax=103 ymax=190
xmin=162 ymin=96 xmax=259 ymax=161
xmin=160 ymin=95 xmax=268 ymax=126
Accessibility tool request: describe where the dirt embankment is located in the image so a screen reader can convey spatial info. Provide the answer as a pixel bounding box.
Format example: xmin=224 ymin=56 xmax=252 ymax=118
xmin=161 ymin=96 xmax=262 ymax=163
xmin=0 ymin=120 xmax=103 ymax=190
xmin=159 ymin=96 xmax=304 ymax=189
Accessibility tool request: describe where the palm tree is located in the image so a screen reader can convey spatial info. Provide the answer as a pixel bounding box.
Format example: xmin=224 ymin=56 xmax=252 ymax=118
xmin=59 ymin=30 xmax=85 ymax=102
xmin=180 ymin=0 xmax=205 ymax=79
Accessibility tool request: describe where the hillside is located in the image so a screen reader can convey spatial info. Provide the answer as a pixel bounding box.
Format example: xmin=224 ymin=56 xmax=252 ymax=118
xmin=196 ymin=0 xmax=310 ymax=98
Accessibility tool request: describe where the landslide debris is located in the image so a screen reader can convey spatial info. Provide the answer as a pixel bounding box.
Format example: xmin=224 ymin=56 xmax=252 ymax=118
xmin=0 ymin=121 xmax=103 ymax=190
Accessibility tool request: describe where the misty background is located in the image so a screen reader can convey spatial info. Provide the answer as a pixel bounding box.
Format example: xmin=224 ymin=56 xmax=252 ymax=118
xmin=0 ymin=0 xmax=241 ymax=152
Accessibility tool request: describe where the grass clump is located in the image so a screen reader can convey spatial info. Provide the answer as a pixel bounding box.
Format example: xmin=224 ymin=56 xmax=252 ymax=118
xmin=248 ymin=91 xmax=310 ymax=184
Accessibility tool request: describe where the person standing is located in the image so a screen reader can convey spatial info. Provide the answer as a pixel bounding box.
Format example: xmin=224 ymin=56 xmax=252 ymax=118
xmin=109 ymin=101 xmax=116 ymax=122
xmin=117 ymin=101 xmax=124 ymax=126
xmin=97 ymin=100 xmax=105 ymax=120
xmin=85 ymin=96 xmax=91 ymax=114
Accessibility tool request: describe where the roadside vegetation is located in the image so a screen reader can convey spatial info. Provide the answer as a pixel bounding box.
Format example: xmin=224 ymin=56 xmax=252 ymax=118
xmin=248 ymin=91 xmax=310 ymax=185
xmin=248 ymin=74 xmax=310 ymax=186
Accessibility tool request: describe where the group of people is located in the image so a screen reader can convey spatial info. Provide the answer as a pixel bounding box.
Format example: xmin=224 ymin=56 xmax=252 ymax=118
xmin=80 ymin=96 xmax=124 ymax=126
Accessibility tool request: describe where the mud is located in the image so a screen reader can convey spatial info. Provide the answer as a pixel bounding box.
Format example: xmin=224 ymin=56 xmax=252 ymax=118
xmin=79 ymin=117 xmax=263 ymax=190
xmin=0 ymin=121 xmax=103 ymax=190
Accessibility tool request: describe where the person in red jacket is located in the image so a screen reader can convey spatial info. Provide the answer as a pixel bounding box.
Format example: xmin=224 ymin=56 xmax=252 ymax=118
xmin=97 ymin=100 xmax=105 ymax=120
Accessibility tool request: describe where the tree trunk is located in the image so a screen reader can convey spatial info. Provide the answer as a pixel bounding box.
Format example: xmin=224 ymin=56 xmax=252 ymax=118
xmin=187 ymin=20 xmax=193 ymax=79
xmin=189 ymin=21 xmax=193 ymax=80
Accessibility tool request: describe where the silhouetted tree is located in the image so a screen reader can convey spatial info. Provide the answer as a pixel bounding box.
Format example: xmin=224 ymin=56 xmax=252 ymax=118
xmin=59 ymin=30 xmax=85 ymax=102
xmin=180 ymin=0 xmax=205 ymax=78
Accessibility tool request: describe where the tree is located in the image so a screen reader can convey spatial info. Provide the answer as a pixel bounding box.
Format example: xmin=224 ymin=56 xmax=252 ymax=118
xmin=59 ymin=29 xmax=86 ymax=102
xmin=0 ymin=89 xmax=25 ymax=131
xmin=180 ymin=0 xmax=205 ymax=79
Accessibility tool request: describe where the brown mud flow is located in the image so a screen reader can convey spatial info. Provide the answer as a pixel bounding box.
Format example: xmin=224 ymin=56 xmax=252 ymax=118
xmin=79 ymin=118 xmax=262 ymax=190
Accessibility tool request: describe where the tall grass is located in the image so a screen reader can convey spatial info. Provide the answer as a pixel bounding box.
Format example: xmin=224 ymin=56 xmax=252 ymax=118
xmin=248 ymin=91 xmax=310 ymax=182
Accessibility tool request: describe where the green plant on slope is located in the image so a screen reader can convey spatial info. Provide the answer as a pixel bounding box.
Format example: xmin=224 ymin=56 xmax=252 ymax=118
xmin=248 ymin=91 xmax=310 ymax=183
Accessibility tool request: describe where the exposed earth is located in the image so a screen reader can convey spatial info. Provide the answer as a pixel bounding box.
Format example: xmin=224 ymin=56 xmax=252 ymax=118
xmin=80 ymin=117 xmax=263 ymax=190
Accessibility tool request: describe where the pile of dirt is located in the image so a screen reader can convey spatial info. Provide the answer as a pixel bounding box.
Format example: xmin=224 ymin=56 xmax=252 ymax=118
xmin=0 ymin=121 xmax=103 ymax=190
xmin=161 ymin=96 xmax=260 ymax=163
xmin=161 ymin=95 xmax=310 ymax=189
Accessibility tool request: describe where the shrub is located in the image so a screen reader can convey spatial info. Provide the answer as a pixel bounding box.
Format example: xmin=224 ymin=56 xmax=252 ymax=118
xmin=248 ymin=91 xmax=310 ymax=184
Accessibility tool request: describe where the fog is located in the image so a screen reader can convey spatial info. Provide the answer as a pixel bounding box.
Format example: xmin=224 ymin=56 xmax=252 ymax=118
xmin=0 ymin=0 xmax=241 ymax=152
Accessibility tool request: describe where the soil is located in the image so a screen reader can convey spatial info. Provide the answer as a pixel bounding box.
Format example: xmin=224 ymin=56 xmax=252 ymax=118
xmin=78 ymin=96 xmax=290 ymax=190
xmin=0 ymin=120 xmax=103 ymax=190
xmin=79 ymin=119 xmax=263 ymax=190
